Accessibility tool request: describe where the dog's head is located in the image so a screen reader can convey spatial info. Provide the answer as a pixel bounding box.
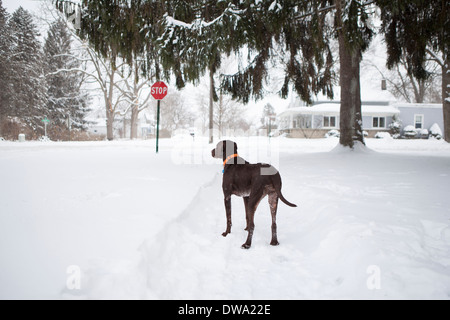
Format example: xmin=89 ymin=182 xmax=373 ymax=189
xmin=211 ymin=140 xmax=238 ymax=160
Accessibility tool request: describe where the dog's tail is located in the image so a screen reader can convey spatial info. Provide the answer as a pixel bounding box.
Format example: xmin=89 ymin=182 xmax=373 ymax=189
xmin=278 ymin=191 xmax=298 ymax=208
xmin=271 ymin=172 xmax=297 ymax=208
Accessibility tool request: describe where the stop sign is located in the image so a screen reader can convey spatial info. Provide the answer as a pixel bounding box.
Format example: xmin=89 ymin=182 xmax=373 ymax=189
xmin=151 ymin=81 xmax=168 ymax=100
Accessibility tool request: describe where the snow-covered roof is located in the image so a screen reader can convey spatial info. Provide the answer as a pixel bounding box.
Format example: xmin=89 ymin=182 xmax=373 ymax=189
xmin=362 ymin=104 xmax=401 ymax=116
xmin=394 ymin=103 xmax=442 ymax=109
xmin=312 ymin=85 xmax=398 ymax=103
xmin=279 ymin=102 xmax=400 ymax=118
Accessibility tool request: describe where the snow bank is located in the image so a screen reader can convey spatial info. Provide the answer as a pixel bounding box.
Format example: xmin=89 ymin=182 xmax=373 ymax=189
xmin=330 ymin=141 xmax=376 ymax=154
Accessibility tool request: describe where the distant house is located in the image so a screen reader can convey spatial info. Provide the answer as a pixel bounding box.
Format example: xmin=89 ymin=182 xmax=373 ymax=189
xmin=87 ymin=117 xmax=108 ymax=136
xmin=278 ymin=101 xmax=443 ymax=139
xmin=278 ymin=101 xmax=400 ymax=138
xmin=127 ymin=110 xmax=155 ymax=139
xmin=87 ymin=108 xmax=155 ymax=139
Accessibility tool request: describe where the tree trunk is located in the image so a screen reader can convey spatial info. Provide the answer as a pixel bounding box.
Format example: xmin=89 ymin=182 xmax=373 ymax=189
xmin=130 ymin=106 xmax=139 ymax=140
xmin=336 ymin=0 xmax=365 ymax=148
xmin=443 ymin=56 xmax=450 ymax=143
xmin=209 ymin=68 xmax=214 ymax=144
xmin=106 ymin=106 xmax=114 ymax=141
xmin=0 ymin=114 xmax=4 ymax=137
xmin=105 ymin=69 xmax=115 ymax=141
xmin=130 ymin=61 xmax=141 ymax=140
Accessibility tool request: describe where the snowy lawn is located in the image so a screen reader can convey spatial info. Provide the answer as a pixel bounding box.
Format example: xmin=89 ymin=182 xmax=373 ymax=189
xmin=0 ymin=137 xmax=449 ymax=299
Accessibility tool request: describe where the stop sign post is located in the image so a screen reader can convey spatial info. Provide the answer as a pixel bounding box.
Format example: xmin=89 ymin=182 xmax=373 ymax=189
xmin=151 ymin=82 xmax=168 ymax=153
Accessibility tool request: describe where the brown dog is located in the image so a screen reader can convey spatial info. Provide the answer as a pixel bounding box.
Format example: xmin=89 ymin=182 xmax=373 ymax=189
xmin=212 ymin=140 xmax=297 ymax=249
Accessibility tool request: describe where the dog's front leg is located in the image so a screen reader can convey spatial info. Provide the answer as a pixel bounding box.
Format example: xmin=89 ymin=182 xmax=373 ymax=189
xmin=243 ymin=197 xmax=250 ymax=231
xmin=222 ymin=196 xmax=232 ymax=237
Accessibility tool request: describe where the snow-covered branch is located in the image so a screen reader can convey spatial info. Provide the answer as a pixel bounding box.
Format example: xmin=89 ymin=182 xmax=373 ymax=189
xmin=46 ymin=67 xmax=104 ymax=89
xmin=164 ymin=4 xmax=244 ymax=30
xmin=426 ymin=49 xmax=445 ymax=67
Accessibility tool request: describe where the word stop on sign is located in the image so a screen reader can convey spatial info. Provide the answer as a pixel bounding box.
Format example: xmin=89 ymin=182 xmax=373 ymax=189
xmin=151 ymin=81 xmax=168 ymax=100
xmin=151 ymin=87 xmax=167 ymax=95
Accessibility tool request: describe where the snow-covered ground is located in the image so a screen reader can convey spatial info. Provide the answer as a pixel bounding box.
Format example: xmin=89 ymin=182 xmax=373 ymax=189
xmin=1 ymin=137 xmax=449 ymax=300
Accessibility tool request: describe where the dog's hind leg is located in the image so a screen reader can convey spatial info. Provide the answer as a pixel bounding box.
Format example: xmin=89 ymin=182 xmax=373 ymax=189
xmin=222 ymin=197 xmax=232 ymax=237
xmin=242 ymin=191 xmax=264 ymax=249
xmin=268 ymin=192 xmax=280 ymax=246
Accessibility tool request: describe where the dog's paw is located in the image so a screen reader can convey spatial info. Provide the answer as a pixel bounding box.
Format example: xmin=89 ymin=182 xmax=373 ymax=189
xmin=241 ymin=243 xmax=251 ymax=249
xmin=270 ymin=240 xmax=280 ymax=246
xmin=222 ymin=232 xmax=229 ymax=237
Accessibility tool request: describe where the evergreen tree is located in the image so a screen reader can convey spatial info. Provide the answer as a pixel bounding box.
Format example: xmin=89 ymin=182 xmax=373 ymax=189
xmin=220 ymin=1 xmax=335 ymax=105
xmin=0 ymin=0 xmax=12 ymax=133
xmin=8 ymin=7 xmax=47 ymax=133
xmin=159 ymin=1 xmax=335 ymax=142
xmin=161 ymin=1 xmax=373 ymax=148
xmin=224 ymin=0 xmax=374 ymax=148
xmin=44 ymin=19 xmax=90 ymax=131
xmin=377 ymin=0 xmax=450 ymax=142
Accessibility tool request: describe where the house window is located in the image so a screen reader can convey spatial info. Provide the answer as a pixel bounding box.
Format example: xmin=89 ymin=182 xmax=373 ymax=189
xmin=373 ymin=117 xmax=386 ymax=128
xmin=297 ymin=115 xmax=312 ymax=129
xmin=415 ymin=115 xmax=424 ymax=129
xmin=324 ymin=116 xmax=337 ymax=128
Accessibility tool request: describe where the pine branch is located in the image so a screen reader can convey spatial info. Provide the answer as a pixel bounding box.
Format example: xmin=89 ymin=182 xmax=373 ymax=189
xmin=294 ymin=0 xmax=376 ymax=21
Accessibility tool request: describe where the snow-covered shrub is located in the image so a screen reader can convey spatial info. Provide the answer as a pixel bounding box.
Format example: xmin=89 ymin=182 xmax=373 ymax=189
xmin=0 ymin=137 xmax=5 ymax=142
xmin=420 ymin=129 xmax=429 ymax=139
xmin=325 ymin=130 xmax=340 ymax=138
xmin=389 ymin=116 xmax=402 ymax=137
xmin=38 ymin=136 xmax=51 ymax=142
xmin=430 ymin=123 xmax=443 ymax=140
xmin=375 ymin=132 xmax=392 ymax=139
xmin=403 ymin=125 xmax=418 ymax=139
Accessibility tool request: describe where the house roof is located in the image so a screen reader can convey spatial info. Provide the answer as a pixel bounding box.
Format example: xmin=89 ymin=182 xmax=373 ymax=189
xmin=395 ymin=103 xmax=442 ymax=109
xmin=279 ymin=102 xmax=400 ymax=118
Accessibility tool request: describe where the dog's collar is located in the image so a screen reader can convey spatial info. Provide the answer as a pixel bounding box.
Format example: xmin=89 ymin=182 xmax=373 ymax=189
xmin=223 ymin=154 xmax=239 ymax=167
xmin=222 ymin=154 xmax=239 ymax=173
